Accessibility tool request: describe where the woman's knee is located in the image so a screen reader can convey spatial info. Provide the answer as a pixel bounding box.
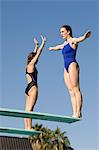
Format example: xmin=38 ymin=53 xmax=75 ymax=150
xmin=68 ymin=87 xmax=75 ymax=97
xmin=72 ymin=86 xmax=80 ymax=94
xmin=69 ymin=85 xmax=80 ymax=96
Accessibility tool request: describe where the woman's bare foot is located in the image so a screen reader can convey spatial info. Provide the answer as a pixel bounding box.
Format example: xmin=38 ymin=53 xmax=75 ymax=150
xmin=72 ymin=112 xmax=82 ymax=118
xmin=29 ymin=128 xmax=35 ymax=131
xmin=25 ymin=127 xmax=35 ymax=131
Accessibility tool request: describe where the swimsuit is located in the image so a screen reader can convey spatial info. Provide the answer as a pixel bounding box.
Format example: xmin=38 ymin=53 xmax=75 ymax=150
xmin=62 ymin=43 xmax=77 ymax=72
xmin=25 ymin=67 xmax=38 ymax=95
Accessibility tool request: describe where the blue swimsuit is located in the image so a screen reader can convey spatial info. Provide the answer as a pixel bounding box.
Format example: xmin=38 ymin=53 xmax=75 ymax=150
xmin=62 ymin=43 xmax=77 ymax=72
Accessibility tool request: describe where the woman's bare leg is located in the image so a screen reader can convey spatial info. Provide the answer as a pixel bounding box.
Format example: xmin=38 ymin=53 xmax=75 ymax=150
xmin=64 ymin=69 xmax=77 ymax=116
xmin=24 ymin=95 xmax=30 ymax=129
xmin=69 ymin=62 xmax=83 ymax=118
xmin=24 ymin=86 xmax=38 ymax=129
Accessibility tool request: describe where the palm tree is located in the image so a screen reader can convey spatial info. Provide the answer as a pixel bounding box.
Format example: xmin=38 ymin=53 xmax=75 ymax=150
xmin=29 ymin=123 xmax=74 ymax=150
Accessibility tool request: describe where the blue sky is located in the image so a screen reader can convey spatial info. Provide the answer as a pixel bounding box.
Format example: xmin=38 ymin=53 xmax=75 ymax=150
xmin=0 ymin=0 xmax=99 ymax=149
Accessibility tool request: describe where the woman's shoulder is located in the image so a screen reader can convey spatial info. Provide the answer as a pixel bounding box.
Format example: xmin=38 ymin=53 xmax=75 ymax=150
xmin=71 ymin=37 xmax=78 ymax=44
xmin=62 ymin=41 xmax=68 ymax=47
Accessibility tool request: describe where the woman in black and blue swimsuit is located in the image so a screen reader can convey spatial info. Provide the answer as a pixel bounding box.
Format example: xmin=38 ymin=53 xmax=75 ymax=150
xmin=49 ymin=25 xmax=91 ymax=118
xmin=24 ymin=35 xmax=46 ymax=130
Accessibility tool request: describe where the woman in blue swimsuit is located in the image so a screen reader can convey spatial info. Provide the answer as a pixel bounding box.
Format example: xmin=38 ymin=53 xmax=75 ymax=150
xmin=49 ymin=25 xmax=91 ymax=118
xmin=24 ymin=35 xmax=46 ymax=130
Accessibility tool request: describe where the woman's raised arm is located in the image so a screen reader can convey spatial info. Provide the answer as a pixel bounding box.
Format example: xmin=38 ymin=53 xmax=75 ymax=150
xmin=32 ymin=35 xmax=46 ymax=64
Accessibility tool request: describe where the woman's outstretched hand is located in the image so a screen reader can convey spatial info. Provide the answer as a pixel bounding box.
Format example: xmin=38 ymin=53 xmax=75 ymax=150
xmin=33 ymin=38 xmax=39 ymax=45
xmin=84 ymin=31 xmax=91 ymax=39
xmin=40 ymin=34 xmax=46 ymax=42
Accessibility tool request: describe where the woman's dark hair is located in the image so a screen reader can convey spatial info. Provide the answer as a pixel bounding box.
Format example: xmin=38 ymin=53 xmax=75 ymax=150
xmin=27 ymin=52 xmax=36 ymax=65
xmin=61 ymin=25 xmax=73 ymax=37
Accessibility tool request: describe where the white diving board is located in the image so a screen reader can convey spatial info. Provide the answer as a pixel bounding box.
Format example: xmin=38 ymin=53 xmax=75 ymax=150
xmin=0 ymin=127 xmax=42 ymax=136
xmin=0 ymin=108 xmax=80 ymax=123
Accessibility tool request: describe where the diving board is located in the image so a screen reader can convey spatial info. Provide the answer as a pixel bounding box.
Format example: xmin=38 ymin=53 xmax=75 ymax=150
xmin=0 ymin=108 xmax=80 ymax=123
xmin=0 ymin=127 xmax=42 ymax=136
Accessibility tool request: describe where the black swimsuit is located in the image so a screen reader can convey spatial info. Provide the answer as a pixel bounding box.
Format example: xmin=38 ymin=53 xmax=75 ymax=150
xmin=25 ymin=67 xmax=38 ymax=95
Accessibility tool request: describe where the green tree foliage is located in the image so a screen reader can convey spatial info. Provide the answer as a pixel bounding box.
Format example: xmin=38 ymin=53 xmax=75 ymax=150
xmin=29 ymin=123 xmax=74 ymax=150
